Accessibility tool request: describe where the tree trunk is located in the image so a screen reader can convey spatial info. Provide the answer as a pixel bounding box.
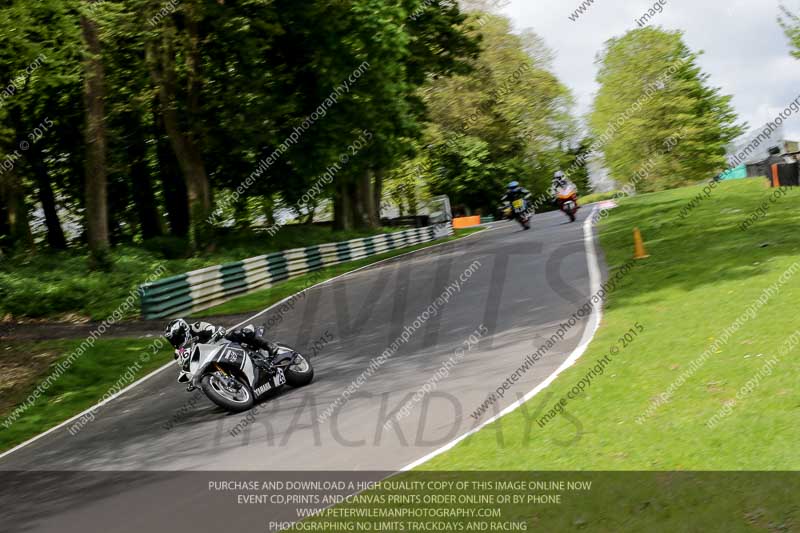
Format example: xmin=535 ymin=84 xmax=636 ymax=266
xmin=130 ymin=151 xmax=163 ymax=240
xmin=262 ymin=194 xmax=276 ymax=227
xmin=174 ymin=134 xmax=211 ymax=243
xmin=0 ymin=182 xmax=8 ymax=247
xmin=333 ymin=180 xmax=353 ymax=231
xmin=351 ymin=169 xmax=377 ymax=229
xmin=81 ymin=5 xmax=110 ymax=267
xmin=372 ymin=168 xmax=384 ymax=226
xmin=127 ymin=127 xmax=163 ymax=240
xmin=154 ymin=103 xmax=189 ymax=237
xmin=29 ymin=144 xmax=67 ymax=249
xmin=233 ymin=195 xmax=250 ymax=230
xmin=157 ymin=87 xmax=210 ymax=245
xmin=408 ymin=183 xmax=419 ymax=216
xmin=39 ymin=186 xmax=66 ymax=250
xmin=185 ymin=8 xmax=212 ymax=242
xmin=146 ymin=35 xmax=211 ymax=248
xmin=349 ymin=181 xmax=365 ymax=229
xmin=0 ymin=170 xmax=34 ymax=250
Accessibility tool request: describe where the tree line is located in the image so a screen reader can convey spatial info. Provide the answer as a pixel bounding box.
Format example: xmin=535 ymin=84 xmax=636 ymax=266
xmin=0 ymin=0 xmax=482 ymax=266
xmin=0 ymin=0 xmax=752 ymax=270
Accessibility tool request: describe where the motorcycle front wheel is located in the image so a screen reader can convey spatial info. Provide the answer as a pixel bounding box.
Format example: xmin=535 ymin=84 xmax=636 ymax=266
xmin=201 ymin=371 xmax=255 ymax=412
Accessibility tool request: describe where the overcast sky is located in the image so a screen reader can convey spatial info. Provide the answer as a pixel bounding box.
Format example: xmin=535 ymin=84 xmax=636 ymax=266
xmin=498 ymin=0 xmax=800 ymax=143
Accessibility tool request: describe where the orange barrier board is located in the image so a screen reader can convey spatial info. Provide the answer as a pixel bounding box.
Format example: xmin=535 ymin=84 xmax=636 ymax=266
xmin=452 ymin=216 xmax=482 ymax=229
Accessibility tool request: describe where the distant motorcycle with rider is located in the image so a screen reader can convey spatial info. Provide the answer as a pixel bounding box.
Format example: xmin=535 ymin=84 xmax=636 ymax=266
xmin=552 ymin=171 xmax=580 ymax=222
xmin=498 ymin=171 xmax=580 ymax=229
xmin=499 ymin=180 xmax=532 ymax=230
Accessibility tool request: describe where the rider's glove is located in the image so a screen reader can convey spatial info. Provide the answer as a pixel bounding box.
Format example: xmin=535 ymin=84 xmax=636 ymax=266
xmin=211 ymin=327 xmax=227 ymax=342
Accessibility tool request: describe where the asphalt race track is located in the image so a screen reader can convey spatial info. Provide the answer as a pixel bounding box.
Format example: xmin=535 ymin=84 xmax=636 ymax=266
xmin=0 ymin=207 xmax=604 ymax=532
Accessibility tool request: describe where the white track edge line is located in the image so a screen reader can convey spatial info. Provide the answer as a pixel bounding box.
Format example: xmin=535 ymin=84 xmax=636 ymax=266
xmin=0 ymin=225 xmax=495 ymax=462
xmin=399 ymin=206 xmax=603 ymax=472
xmin=0 ymin=361 xmax=174 ymax=462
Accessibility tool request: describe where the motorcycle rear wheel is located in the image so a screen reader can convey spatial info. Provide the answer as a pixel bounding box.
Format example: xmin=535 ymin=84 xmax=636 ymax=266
xmin=285 ymin=354 xmax=314 ymax=387
xmin=201 ymin=372 xmax=255 ymax=412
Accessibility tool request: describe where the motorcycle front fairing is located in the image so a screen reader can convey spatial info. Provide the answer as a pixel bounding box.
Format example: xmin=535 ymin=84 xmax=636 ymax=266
xmin=187 ymin=340 xmax=299 ymax=392
xmin=188 ymin=342 xmax=257 ymax=389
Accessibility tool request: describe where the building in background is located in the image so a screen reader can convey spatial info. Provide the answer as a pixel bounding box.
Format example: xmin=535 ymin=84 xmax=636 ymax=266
xmin=720 ymin=122 xmax=800 ymax=180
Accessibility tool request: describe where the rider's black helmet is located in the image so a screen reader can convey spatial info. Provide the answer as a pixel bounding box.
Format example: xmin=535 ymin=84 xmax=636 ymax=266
xmin=164 ymin=318 xmax=191 ymax=349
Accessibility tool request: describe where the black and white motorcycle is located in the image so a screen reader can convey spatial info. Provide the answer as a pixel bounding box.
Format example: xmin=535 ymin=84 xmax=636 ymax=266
xmin=175 ymin=331 xmax=314 ymax=413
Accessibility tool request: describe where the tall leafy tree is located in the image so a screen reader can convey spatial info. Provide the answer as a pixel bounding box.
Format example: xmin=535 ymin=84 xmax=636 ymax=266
xmin=0 ymin=1 xmax=84 ymax=253
xmin=0 ymin=0 xmax=494 ymax=260
xmin=142 ymin=0 xmax=212 ymax=247
xmin=268 ymin=0 xmax=479 ymax=230
xmin=589 ymin=27 xmax=743 ymax=192
xmin=420 ymin=13 xmax=573 ymax=212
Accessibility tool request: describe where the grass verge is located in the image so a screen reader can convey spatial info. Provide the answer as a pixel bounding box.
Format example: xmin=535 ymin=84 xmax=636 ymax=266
xmin=425 ymin=178 xmax=800 ymax=470
xmin=0 ymin=337 xmax=172 ymax=453
xmin=580 ymin=189 xmax=624 ymax=205
xmin=192 ymin=227 xmax=485 ymax=317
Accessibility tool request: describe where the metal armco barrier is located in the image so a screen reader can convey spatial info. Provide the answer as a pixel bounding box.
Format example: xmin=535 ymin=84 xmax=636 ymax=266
xmin=139 ymin=223 xmax=454 ymax=319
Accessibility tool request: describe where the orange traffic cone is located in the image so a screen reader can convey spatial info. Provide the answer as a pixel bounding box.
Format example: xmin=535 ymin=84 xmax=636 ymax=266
xmin=633 ymin=228 xmax=650 ymax=259
xmin=633 ymin=227 xmax=649 ymax=260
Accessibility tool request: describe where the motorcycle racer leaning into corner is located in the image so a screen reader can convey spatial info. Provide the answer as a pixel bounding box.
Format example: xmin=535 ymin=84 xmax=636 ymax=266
xmin=164 ymin=319 xmax=279 ymax=382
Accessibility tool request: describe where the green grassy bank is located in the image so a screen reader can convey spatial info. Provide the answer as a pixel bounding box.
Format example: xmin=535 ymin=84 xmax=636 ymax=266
xmin=426 ymin=178 xmax=800 ymax=471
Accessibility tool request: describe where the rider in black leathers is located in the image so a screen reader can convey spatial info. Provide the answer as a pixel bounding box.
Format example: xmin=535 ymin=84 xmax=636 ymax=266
xmin=193 ymin=322 xmax=277 ymax=353
xmin=166 ymin=319 xmax=278 ymax=368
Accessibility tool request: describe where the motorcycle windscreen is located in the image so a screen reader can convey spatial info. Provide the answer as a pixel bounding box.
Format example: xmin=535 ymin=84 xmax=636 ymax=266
xmin=189 ymin=344 xmax=223 ymax=375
